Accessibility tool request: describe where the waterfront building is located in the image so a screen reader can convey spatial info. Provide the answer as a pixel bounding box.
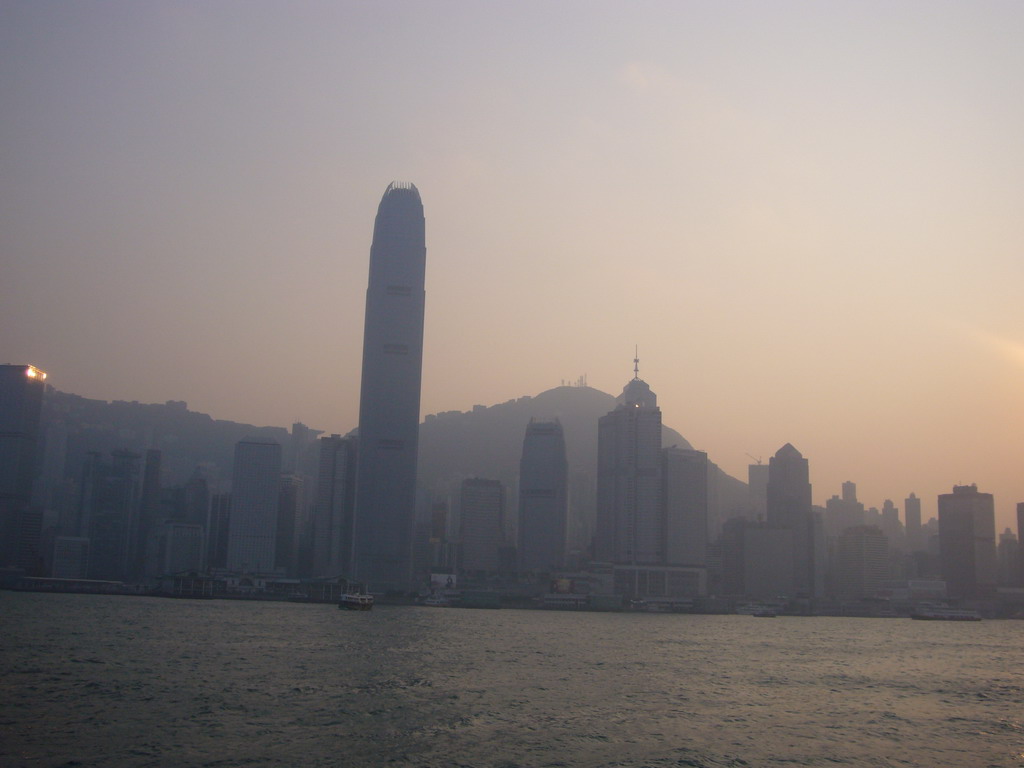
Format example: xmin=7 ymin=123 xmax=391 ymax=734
xmin=136 ymin=449 xmax=162 ymax=579
xmin=154 ymin=521 xmax=205 ymax=575
xmin=206 ymin=493 xmax=230 ymax=570
xmin=595 ymin=367 xmax=662 ymax=565
xmin=766 ymin=443 xmax=820 ymax=597
xmin=352 ymin=182 xmax=426 ymax=590
xmin=276 ymin=473 xmax=304 ymax=576
xmin=836 ymin=525 xmax=889 ymax=600
xmin=51 ymin=536 xmax=89 ymax=579
xmin=0 ymin=364 xmax=47 ymax=570
xmin=78 ymin=449 xmax=141 ymax=581
xmin=312 ymin=434 xmax=357 ymax=579
xmin=459 ymin=478 xmax=506 ymax=574
xmin=517 ymin=420 xmax=568 ymax=573
xmin=226 ymin=439 xmax=282 ymax=574
xmin=937 ymin=484 xmax=996 ymax=599
xmin=662 ymin=446 xmax=708 ymax=566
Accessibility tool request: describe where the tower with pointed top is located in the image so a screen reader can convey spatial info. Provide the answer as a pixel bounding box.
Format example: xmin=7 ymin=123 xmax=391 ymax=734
xmin=595 ymin=357 xmax=663 ymax=565
xmin=351 ymin=182 xmax=426 ymax=590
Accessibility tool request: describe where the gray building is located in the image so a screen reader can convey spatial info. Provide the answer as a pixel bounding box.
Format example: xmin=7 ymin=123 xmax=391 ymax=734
xmin=313 ymin=434 xmax=357 ymax=579
xmin=836 ymin=525 xmax=888 ymax=600
xmin=0 ymin=364 xmax=47 ymax=571
xmin=662 ymin=446 xmax=708 ymax=566
xmin=352 ymin=182 xmax=426 ymax=590
xmin=938 ymin=484 xmax=996 ymax=599
xmin=226 ymin=439 xmax=282 ymax=574
xmin=595 ymin=372 xmax=662 ymax=565
xmin=518 ymin=420 xmax=568 ymax=573
xmin=460 ymin=478 xmax=506 ymax=574
xmin=766 ymin=443 xmax=820 ymax=598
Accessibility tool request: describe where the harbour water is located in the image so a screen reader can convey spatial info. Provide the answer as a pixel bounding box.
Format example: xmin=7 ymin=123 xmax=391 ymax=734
xmin=2 ymin=592 xmax=1022 ymax=767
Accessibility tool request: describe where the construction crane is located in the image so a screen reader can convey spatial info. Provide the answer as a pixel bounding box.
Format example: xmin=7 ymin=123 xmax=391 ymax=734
xmin=745 ymin=453 xmax=762 ymax=465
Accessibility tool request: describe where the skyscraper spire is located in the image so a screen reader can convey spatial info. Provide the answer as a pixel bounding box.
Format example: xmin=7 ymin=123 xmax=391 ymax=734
xmin=633 ymin=346 xmax=640 ymax=380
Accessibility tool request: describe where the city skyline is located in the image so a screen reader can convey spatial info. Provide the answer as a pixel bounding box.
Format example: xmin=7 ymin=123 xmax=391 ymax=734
xmin=4 ymin=2 xmax=1024 ymax=532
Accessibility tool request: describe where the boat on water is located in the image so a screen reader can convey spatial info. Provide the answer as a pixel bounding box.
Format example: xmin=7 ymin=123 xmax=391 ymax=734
xmin=910 ymin=606 xmax=981 ymax=621
xmin=338 ymin=592 xmax=374 ymax=611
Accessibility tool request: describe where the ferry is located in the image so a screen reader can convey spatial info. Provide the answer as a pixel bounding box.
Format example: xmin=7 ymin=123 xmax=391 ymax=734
xmin=338 ymin=592 xmax=374 ymax=611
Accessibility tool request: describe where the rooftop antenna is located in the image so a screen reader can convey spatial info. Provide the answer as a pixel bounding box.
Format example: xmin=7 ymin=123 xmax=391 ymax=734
xmin=633 ymin=346 xmax=640 ymax=380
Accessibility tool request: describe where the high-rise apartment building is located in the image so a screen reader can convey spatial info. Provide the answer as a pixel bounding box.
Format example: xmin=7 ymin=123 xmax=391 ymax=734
xmin=313 ymin=434 xmax=357 ymax=579
xmin=0 ymin=364 xmax=47 ymax=570
xmin=938 ymin=484 xmax=996 ymax=599
xmin=517 ymin=420 xmax=568 ymax=573
xmin=226 ymin=439 xmax=282 ymax=574
xmin=352 ymin=183 xmax=426 ymax=590
xmin=595 ymin=373 xmax=662 ymax=565
xmin=460 ymin=478 xmax=506 ymax=574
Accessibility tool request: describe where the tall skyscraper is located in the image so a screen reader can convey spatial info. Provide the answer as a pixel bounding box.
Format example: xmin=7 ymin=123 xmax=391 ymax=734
xmin=226 ymin=439 xmax=282 ymax=574
xmin=352 ymin=182 xmax=426 ymax=590
xmin=313 ymin=434 xmax=357 ymax=578
xmin=937 ymin=484 xmax=996 ymax=599
xmin=595 ymin=366 xmax=662 ymax=565
xmin=517 ymin=419 xmax=568 ymax=573
xmin=0 ymin=364 xmax=47 ymax=570
xmin=766 ymin=443 xmax=818 ymax=597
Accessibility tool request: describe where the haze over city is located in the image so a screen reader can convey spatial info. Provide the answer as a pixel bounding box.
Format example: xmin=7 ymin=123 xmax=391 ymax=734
xmin=3 ymin=1 xmax=1023 ymax=530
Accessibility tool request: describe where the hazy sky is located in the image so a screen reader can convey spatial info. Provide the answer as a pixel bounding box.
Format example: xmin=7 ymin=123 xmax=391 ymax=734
xmin=3 ymin=2 xmax=1023 ymax=530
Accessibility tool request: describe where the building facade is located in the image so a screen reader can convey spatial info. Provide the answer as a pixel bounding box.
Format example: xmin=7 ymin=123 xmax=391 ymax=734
xmin=766 ymin=443 xmax=820 ymax=598
xmin=662 ymin=446 xmax=708 ymax=566
xmin=226 ymin=439 xmax=282 ymax=574
xmin=460 ymin=478 xmax=506 ymax=574
xmin=938 ymin=484 xmax=996 ymax=599
xmin=517 ymin=419 xmax=568 ymax=573
xmin=595 ymin=375 xmax=662 ymax=565
xmin=313 ymin=434 xmax=357 ymax=579
xmin=352 ymin=182 xmax=426 ymax=590
xmin=0 ymin=364 xmax=47 ymax=571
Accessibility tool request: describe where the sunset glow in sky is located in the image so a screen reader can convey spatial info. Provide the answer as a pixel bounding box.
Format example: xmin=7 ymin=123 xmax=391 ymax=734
xmin=3 ymin=2 xmax=1023 ymax=530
